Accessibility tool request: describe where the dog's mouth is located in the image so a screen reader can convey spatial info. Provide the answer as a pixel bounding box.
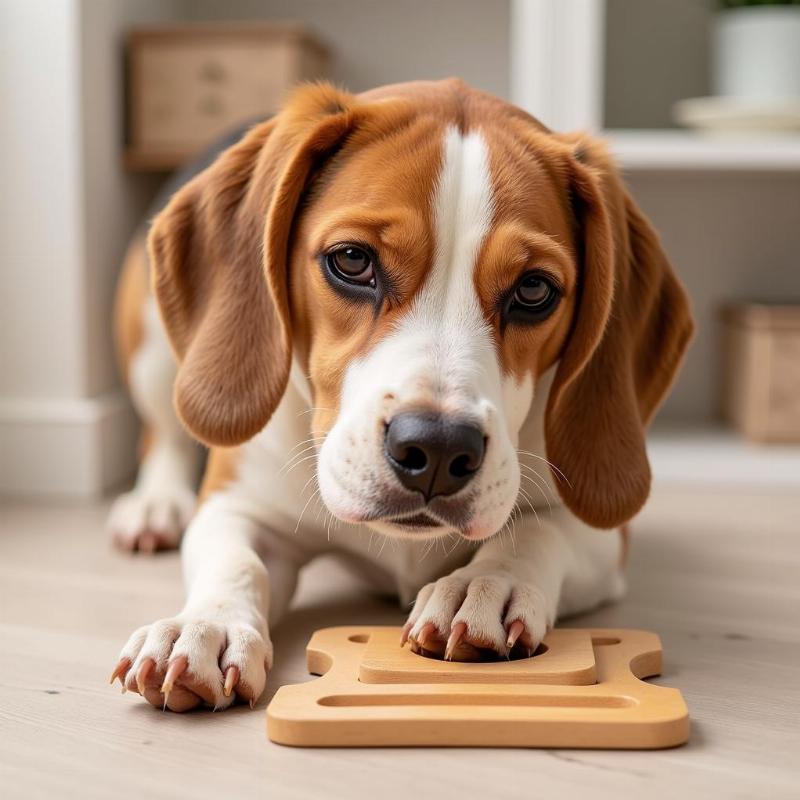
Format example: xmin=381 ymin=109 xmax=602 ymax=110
xmin=332 ymin=484 xmax=477 ymax=535
xmin=387 ymin=512 xmax=443 ymax=530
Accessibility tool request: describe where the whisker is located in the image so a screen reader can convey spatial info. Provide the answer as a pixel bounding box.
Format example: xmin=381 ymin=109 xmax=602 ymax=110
xmin=280 ymin=444 xmax=323 ymax=474
xmin=508 ymin=504 xmax=519 ymax=556
xmin=419 ymin=537 xmax=436 ymax=563
xmin=282 ymin=436 xmax=326 ymax=463
xmin=294 ymin=488 xmax=320 ymax=534
xmin=519 ymin=461 xmax=556 ymax=491
xmin=514 ymin=483 xmax=541 ymax=529
xmin=517 ymin=486 xmax=537 ymax=514
xmin=497 ymin=519 xmax=510 ymax=552
xmin=376 ymin=533 xmax=389 ymax=558
xmin=444 ymin=532 xmax=461 ymax=558
xmin=282 ymin=452 xmax=321 ymax=476
xmin=314 ymin=495 xmax=327 ymax=523
xmin=295 ymin=407 xmax=333 ymax=418
xmin=520 ymin=465 xmax=553 ymax=511
xmin=516 ymin=449 xmax=572 ymax=488
xmin=519 ymin=471 xmax=553 ymax=514
xmin=299 ymin=473 xmax=319 ymax=497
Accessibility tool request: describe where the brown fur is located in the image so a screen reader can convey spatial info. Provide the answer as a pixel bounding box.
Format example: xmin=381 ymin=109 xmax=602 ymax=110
xmin=144 ymin=79 xmax=693 ymax=529
xmin=198 ymin=447 xmax=240 ymax=502
xmin=544 ymin=137 xmax=694 ymax=528
xmin=113 ymin=233 xmax=157 ymax=460
xmin=113 ymin=233 xmax=150 ymax=382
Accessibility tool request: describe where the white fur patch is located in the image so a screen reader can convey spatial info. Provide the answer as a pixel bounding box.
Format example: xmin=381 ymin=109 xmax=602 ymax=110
xmin=107 ymin=297 xmax=202 ymax=550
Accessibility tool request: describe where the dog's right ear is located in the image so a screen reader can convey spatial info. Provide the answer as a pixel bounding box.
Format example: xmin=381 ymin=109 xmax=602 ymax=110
xmin=148 ymin=83 xmax=357 ymax=447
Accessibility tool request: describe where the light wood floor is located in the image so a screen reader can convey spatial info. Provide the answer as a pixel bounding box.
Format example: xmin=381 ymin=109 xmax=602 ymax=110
xmin=1 ymin=483 xmax=798 ymax=799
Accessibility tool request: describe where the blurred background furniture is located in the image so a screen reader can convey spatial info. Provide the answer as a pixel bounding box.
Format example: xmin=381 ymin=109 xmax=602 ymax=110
xmin=1 ymin=0 xmax=798 ymax=498
xmin=721 ymin=303 xmax=800 ymax=442
xmin=125 ymin=23 xmax=328 ymax=170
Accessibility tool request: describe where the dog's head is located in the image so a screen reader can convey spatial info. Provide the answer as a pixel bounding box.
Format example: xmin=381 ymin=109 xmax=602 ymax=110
xmin=149 ymin=80 xmax=693 ymax=540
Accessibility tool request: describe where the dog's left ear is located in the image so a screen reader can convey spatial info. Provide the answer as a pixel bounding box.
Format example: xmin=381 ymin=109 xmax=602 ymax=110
xmin=545 ymin=137 xmax=694 ymax=529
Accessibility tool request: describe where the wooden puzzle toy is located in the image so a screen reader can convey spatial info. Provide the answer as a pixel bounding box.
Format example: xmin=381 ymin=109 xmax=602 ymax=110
xmin=267 ymin=626 xmax=690 ymax=749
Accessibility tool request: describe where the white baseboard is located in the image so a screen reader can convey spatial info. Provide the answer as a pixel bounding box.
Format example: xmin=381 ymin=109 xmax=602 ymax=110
xmin=648 ymin=423 xmax=800 ymax=488
xmin=0 ymin=391 xmax=139 ymax=498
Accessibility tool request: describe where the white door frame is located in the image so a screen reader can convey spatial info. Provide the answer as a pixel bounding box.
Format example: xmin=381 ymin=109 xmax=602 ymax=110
xmin=510 ymin=0 xmax=606 ymax=132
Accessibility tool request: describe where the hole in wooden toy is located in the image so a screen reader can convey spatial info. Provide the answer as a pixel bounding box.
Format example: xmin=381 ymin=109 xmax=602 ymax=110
xmin=318 ymin=693 xmax=635 ymax=708
xmin=592 ymin=636 xmax=621 ymax=646
xmin=348 ymin=633 xmax=370 ymax=643
xmin=413 ymin=642 xmax=548 ymax=663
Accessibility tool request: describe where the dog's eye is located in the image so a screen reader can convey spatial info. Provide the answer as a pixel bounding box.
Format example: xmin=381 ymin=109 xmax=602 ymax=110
xmin=326 ymin=246 xmax=375 ymax=288
xmin=506 ymin=271 xmax=561 ymax=323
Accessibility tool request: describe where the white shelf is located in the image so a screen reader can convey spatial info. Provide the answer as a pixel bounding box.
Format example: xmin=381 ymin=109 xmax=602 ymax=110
xmin=647 ymin=424 xmax=800 ymax=488
xmin=607 ymin=130 xmax=800 ymax=171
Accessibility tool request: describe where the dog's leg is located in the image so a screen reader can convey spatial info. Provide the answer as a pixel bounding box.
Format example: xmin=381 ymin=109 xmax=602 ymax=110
xmin=107 ymin=295 xmax=203 ymax=553
xmin=403 ymin=507 xmax=625 ymax=660
xmin=111 ymin=495 xmax=300 ymax=711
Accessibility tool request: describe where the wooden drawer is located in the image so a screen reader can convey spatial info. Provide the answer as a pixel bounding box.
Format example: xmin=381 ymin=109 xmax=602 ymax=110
xmin=721 ymin=303 xmax=800 ymax=443
xmin=126 ymin=24 xmax=328 ymax=171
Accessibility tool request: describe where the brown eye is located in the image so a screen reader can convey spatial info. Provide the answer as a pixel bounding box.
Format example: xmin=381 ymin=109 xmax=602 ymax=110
xmin=515 ymin=274 xmax=552 ymax=307
xmin=326 ymin=246 xmax=375 ymax=287
xmin=505 ymin=271 xmax=560 ymax=324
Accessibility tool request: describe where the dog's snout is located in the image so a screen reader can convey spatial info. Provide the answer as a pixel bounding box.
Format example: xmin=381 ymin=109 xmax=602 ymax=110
xmin=384 ymin=413 xmax=485 ymax=500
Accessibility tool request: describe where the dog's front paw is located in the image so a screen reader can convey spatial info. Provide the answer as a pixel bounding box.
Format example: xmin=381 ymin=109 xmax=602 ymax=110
xmin=402 ymin=563 xmax=551 ymax=661
xmin=110 ymin=611 xmax=271 ymax=712
xmin=107 ymin=486 xmax=196 ymax=553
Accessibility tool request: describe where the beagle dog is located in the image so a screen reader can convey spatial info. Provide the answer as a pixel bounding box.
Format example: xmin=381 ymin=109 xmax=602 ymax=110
xmin=108 ymin=80 xmax=693 ymax=711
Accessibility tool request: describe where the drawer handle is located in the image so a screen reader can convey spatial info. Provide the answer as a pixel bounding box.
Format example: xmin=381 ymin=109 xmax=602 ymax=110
xmin=198 ymin=95 xmax=224 ymax=117
xmin=198 ymin=60 xmax=226 ymax=83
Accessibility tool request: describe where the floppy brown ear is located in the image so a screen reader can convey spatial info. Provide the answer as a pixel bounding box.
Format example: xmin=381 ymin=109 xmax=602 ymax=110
xmin=148 ymin=83 xmax=357 ymax=447
xmin=545 ymin=139 xmax=694 ymax=528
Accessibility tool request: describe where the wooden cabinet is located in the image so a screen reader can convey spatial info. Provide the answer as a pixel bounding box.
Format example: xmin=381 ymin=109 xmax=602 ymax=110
xmin=125 ymin=24 xmax=328 ymax=171
xmin=722 ymin=304 xmax=800 ymax=443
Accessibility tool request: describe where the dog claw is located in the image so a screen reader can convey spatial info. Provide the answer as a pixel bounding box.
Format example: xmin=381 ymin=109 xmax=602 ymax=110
xmin=138 ymin=533 xmax=158 ymax=554
xmin=136 ymin=658 xmax=155 ymax=696
xmin=223 ymin=665 xmax=239 ymax=698
xmin=400 ymin=622 xmax=413 ymax=646
xmin=506 ymin=620 xmax=525 ymax=649
xmin=416 ymin=622 xmax=436 ymax=648
xmin=160 ymin=654 xmax=188 ymax=703
xmin=109 ymin=658 xmax=130 ymax=686
xmin=444 ymin=621 xmax=467 ymax=661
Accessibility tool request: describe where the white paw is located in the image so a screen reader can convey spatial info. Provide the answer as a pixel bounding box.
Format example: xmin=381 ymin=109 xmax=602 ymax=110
xmin=107 ymin=486 xmax=196 ymax=553
xmin=402 ymin=562 xmax=551 ymax=661
xmin=110 ymin=611 xmax=272 ymax=712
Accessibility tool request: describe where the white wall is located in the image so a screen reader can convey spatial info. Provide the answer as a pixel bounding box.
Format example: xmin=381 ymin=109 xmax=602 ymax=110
xmin=0 ymin=0 xmax=85 ymax=401
xmin=629 ymin=170 xmax=800 ymax=421
xmin=191 ymin=0 xmax=511 ymax=98
xmin=0 ymin=0 xmax=184 ymax=497
xmin=604 ymin=0 xmax=713 ymax=129
xmin=79 ymin=0 xmax=187 ymax=396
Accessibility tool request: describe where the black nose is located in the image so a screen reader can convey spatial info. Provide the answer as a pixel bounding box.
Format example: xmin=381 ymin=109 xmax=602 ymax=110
xmin=384 ymin=413 xmax=485 ymax=501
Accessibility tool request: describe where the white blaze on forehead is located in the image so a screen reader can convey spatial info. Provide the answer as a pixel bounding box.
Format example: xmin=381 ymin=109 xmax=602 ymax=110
xmin=382 ymin=125 xmax=499 ymax=404
xmin=423 ymin=126 xmax=495 ymax=317
xmin=332 ymin=126 xmax=505 ymax=430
